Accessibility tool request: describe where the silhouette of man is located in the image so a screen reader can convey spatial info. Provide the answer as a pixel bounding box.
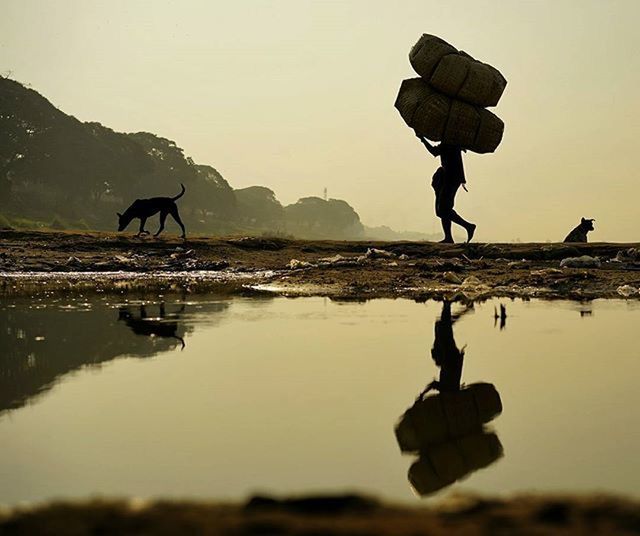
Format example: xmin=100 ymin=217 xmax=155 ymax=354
xmin=415 ymin=133 xmax=476 ymax=243
xmin=418 ymin=301 xmax=472 ymax=398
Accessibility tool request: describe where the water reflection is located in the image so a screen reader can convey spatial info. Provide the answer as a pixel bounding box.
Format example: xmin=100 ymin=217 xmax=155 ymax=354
xmin=0 ymin=299 xmax=230 ymax=413
xmin=118 ymin=303 xmax=187 ymax=350
xmin=395 ymin=301 xmax=504 ymax=497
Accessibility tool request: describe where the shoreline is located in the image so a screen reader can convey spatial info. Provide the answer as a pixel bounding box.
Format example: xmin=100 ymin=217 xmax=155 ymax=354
xmin=1 ymin=493 xmax=639 ymax=535
xmin=2 ymin=230 xmax=640 ymax=300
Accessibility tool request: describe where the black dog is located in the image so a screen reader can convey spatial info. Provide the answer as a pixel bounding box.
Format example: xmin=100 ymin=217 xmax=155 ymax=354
xmin=117 ymin=184 xmax=186 ymax=238
xmin=563 ymin=217 xmax=595 ymax=243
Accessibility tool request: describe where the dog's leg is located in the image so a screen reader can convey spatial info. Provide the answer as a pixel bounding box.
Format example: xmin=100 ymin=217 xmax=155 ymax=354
xmin=169 ymin=206 xmax=187 ymax=239
xmin=154 ymin=211 xmax=168 ymax=237
xmin=137 ymin=217 xmax=149 ymax=236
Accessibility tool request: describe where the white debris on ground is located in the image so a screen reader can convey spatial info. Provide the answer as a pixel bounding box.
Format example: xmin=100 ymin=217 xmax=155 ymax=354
xmin=286 ymin=248 xmax=406 ymax=271
xmin=559 ymin=255 xmax=602 ymax=268
xmin=617 ymin=285 xmax=639 ymax=297
xmin=530 ymin=268 xmax=563 ymax=276
xmin=364 ymin=247 xmax=396 ymax=259
xmin=287 ymin=259 xmax=314 ymax=269
xmin=612 ymin=248 xmax=640 ymax=262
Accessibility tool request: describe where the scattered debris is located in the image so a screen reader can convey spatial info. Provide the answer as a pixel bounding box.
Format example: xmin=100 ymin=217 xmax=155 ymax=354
xmin=65 ymin=256 xmax=83 ymax=267
xmin=461 ymin=275 xmax=482 ymax=287
xmin=364 ymin=248 xmax=396 ymax=259
xmin=287 ymin=259 xmax=314 ymax=270
xmin=398 ymin=254 xmax=410 ymax=261
xmin=560 ymin=256 xmax=601 ymax=268
xmin=435 ymin=259 xmax=465 ymax=272
xmin=443 ymin=271 xmax=462 ymax=284
xmin=227 ymin=237 xmax=286 ymax=250
xmin=531 ymin=268 xmax=563 ymax=277
xmin=613 ymin=248 xmax=640 ymax=262
xmin=617 ymin=285 xmax=639 ymax=297
xmin=318 ymin=254 xmax=349 ymax=265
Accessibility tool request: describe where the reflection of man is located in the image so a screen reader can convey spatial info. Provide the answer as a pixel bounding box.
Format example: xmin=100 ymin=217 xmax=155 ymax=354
xmin=420 ymin=301 xmax=472 ymax=397
xmin=395 ymin=300 xmax=503 ymax=497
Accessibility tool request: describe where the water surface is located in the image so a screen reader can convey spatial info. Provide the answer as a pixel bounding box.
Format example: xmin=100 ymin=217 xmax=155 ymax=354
xmin=1 ymin=295 xmax=639 ymax=505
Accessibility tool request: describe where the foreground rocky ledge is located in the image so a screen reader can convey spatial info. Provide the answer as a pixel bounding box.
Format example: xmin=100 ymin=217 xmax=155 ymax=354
xmin=1 ymin=493 xmax=638 ymax=535
xmin=1 ymin=230 xmax=640 ymax=300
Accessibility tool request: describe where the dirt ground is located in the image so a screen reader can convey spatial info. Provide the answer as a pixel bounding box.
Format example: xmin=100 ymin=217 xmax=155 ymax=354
xmin=1 ymin=230 xmax=640 ymax=299
xmin=1 ymin=493 xmax=639 ymax=535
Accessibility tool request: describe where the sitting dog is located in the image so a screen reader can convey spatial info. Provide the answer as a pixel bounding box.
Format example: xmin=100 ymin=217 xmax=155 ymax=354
xmin=563 ymin=217 xmax=595 ymax=243
xmin=117 ymin=184 xmax=186 ymax=239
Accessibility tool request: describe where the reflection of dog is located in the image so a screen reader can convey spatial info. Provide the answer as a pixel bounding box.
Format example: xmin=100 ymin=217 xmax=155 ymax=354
xmin=118 ymin=303 xmax=185 ymax=350
xmin=563 ymin=217 xmax=595 ymax=243
xmin=117 ymin=184 xmax=186 ymax=238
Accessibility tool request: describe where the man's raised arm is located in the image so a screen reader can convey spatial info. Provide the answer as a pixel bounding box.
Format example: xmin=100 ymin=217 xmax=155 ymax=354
xmin=415 ymin=131 xmax=440 ymax=157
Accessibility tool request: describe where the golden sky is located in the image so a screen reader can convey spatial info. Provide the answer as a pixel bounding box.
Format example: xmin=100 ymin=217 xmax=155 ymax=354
xmin=1 ymin=0 xmax=638 ymax=241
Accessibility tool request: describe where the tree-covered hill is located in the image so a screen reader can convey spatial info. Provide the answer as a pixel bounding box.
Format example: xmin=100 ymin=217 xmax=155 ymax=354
xmin=0 ymin=76 xmax=433 ymax=240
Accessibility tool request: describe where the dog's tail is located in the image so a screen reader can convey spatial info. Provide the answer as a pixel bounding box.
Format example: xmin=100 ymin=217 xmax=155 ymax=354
xmin=172 ymin=183 xmax=186 ymax=201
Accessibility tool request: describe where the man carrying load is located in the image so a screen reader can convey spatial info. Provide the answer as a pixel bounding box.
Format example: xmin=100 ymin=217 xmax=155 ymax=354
xmin=395 ymin=33 xmax=507 ymax=244
xmin=416 ymin=133 xmax=476 ymax=243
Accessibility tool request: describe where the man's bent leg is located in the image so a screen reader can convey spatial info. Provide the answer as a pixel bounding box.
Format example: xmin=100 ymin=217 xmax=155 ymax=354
xmin=450 ymin=210 xmax=476 ymax=243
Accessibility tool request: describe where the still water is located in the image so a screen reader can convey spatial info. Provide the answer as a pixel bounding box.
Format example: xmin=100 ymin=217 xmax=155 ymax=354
xmin=1 ymin=295 xmax=639 ymax=505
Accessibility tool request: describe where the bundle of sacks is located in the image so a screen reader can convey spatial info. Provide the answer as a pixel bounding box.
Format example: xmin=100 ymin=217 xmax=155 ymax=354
xmin=394 ymin=382 xmax=504 ymax=496
xmin=395 ymin=34 xmax=507 ymax=154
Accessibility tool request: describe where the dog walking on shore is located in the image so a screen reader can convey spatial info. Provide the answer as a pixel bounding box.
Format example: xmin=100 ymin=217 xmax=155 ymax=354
xmin=117 ymin=184 xmax=186 ymax=239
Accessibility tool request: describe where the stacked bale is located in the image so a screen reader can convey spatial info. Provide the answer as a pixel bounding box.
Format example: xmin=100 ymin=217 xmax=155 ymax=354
xmin=408 ymin=431 xmax=504 ymax=496
xmin=394 ymin=382 xmax=504 ymax=497
xmin=395 ymin=382 xmax=502 ymax=452
xmin=395 ymin=34 xmax=507 ymax=154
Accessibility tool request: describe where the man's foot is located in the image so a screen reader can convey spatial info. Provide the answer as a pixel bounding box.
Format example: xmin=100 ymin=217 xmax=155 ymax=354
xmin=466 ymin=224 xmax=476 ymax=243
xmin=439 ymin=238 xmax=454 ymax=244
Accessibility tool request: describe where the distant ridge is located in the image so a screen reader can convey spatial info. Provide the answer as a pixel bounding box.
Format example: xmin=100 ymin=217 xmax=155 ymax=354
xmin=0 ymin=77 xmax=431 ymax=240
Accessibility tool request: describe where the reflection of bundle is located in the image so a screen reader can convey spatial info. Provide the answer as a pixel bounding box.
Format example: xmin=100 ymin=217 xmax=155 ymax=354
xmin=409 ymin=431 xmax=503 ymax=496
xmin=395 ymin=382 xmax=502 ymax=451
xmin=395 ymin=382 xmax=503 ymax=497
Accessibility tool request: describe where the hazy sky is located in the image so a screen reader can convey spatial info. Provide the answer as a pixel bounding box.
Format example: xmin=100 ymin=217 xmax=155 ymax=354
xmin=1 ymin=0 xmax=638 ymax=241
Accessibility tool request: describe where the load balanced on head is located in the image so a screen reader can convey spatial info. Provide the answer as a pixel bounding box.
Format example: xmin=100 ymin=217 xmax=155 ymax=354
xmin=395 ymin=34 xmax=507 ymax=154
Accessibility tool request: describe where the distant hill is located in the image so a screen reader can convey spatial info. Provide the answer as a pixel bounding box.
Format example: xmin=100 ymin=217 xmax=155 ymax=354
xmin=0 ymin=76 xmax=428 ymax=240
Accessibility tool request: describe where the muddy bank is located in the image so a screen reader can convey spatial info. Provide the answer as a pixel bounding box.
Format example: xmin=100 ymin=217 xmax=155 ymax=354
xmin=2 ymin=230 xmax=640 ymax=299
xmin=1 ymin=493 xmax=639 ymax=535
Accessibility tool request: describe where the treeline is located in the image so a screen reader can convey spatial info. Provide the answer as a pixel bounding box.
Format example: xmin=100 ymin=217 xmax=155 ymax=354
xmin=0 ymin=77 xmax=367 ymax=239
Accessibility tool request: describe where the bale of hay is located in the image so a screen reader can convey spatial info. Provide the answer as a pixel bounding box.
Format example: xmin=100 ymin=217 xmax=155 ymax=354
xmin=410 ymin=34 xmax=507 ymax=107
xmin=395 ymin=78 xmax=504 ymax=153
